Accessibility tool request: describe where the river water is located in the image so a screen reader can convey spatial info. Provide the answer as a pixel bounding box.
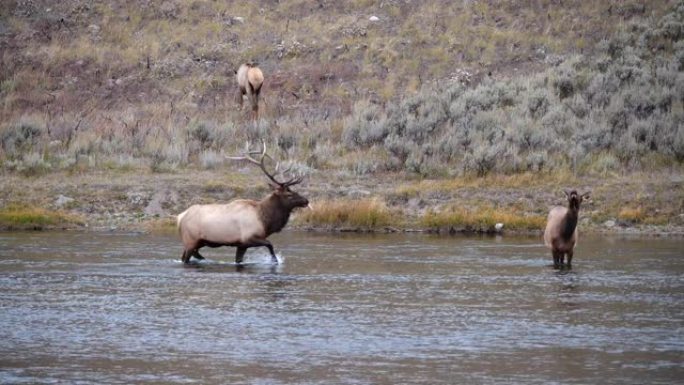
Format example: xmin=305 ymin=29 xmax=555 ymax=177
xmin=0 ymin=231 xmax=682 ymax=384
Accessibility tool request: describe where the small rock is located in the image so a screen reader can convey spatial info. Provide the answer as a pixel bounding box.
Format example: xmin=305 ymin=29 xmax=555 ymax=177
xmin=494 ymin=223 xmax=504 ymax=231
xmin=604 ymin=220 xmax=616 ymax=228
xmin=127 ymin=192 xmax=146 ymax=206
xmin=347 ymin=188 xmax=371 ymax=198
xmin=55 ymin=195 xmax=74 ymax=208
xmin=369 ymin=15 xmax=380 ymax=21
xmin=233 ymin=16 xmax=244 ymax=23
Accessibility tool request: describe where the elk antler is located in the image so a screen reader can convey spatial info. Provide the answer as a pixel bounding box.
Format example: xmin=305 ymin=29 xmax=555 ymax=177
xmin=274 ymin=162 xmax=304 ymax=188
xmin=227 ymin=140 xmax=304 ymax=187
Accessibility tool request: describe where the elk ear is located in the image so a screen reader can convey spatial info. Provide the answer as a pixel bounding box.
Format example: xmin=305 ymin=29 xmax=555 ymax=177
xmin=581 ymin=192 xmax=591 ymax=201
xmin=563 ymin=189 xmax=571 ymax=198
xmin=267 ymin=182 xmax=280 ymax=191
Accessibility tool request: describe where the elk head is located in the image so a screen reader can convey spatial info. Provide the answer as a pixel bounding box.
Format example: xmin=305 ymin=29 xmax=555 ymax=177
xmin=564 ymin=189 xmax=590 ymax=211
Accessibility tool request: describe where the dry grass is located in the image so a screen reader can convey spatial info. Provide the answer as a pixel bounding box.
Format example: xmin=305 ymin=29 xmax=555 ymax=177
xmin=1 ymin=1 xmax=681 ymax=232
xmin=0 ymin=204 xmax=84 ymax=230
xmin=420 ymin=205 xmax=546 ymax=232
xmin=297 ymin=198 xmax=398 ymax=230
xmin=142 ymin=217 xmax=177 ymax=234
xmin=618 ymin=206 xmax=646 ymax=223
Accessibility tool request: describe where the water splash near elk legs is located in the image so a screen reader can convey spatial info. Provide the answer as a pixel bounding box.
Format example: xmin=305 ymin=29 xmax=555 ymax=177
xmin=181 ymin=249 xmax=205 ymax=264
xmin=243 ymin=238 xmax=279 ymax=264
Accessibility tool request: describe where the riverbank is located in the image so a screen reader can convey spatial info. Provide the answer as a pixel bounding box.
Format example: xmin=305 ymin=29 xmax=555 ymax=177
xmin=1 ymin=168 xmax=682 ymax=235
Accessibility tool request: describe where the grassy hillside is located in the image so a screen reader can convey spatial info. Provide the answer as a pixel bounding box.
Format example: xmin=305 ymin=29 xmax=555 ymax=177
xmin=1 ymin=0 xmax=678 ymax=172
xmin=0 ymin=0 xmax=682 ymax=232
xmin=342 ymin=5 xmax=684 ymax=176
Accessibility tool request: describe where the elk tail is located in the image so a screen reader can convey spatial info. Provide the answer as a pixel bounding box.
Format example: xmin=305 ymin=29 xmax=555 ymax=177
xmin=176 ymin=210 xmax=188 ymax=234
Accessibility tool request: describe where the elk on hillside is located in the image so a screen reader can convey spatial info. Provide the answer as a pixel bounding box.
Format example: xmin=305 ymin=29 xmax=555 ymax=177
xmin=235 ymin=62 xmax=264 ymax=121
xmin=543 ymin=189 xmax=590 ymax=269
xmin=177 ymin=141 xmax=309 ymax=264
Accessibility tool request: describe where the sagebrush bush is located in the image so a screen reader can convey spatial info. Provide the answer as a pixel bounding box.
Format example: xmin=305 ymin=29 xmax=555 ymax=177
xmin=0 ymin=2 xmax=681 ymax=179
xmin=199 ymin=150 xmax=222 ymax=169
xmin=5 ymin=151 xmax=51 ymax=176
xmin=1 ymin=121 xmax=44 ymax=159
xmin=337 ymin=4 xmax=684 ymax=176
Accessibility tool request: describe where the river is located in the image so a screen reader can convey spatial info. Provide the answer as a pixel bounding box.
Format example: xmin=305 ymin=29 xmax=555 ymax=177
xmin=0 ymin=231 xmax=682 ymax=384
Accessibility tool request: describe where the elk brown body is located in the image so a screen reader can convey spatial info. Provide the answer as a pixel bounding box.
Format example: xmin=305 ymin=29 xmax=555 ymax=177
xmin=235 ymin=63 xmax=264 ymax=121
xmin=177 ymin=142 xmax=308 ymax=264
xmin=543 ymin=190 xmax=590 ymax=269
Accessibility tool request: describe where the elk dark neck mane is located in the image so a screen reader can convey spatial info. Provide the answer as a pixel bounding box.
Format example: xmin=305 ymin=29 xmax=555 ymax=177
xmin=259 ymin=194 xmax=292 ymax=236
xmin=560 ymin=206 xmax=578 ymax=240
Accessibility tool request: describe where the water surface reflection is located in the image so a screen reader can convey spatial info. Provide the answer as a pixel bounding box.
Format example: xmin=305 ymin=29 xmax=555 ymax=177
xmin=0 ymin=231 xmax=682 ymax=384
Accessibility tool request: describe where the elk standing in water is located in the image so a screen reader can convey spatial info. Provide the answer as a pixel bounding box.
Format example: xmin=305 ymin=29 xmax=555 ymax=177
xmin=543 ymin=190 xmax=590 ymax=269
xmin=177 ymin=142 xmax=308 ymax=264
xmin=235 ymin=62 xmax=264 ymax=121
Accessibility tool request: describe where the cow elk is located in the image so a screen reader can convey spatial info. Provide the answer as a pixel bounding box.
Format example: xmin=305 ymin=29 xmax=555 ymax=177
xmin=235 ymin=62 xmax=264 ymax=121
xmin=177 ymin=141 xmax=309 ymax=265
xmin=543 ymin=189 xmax=590 ymax=269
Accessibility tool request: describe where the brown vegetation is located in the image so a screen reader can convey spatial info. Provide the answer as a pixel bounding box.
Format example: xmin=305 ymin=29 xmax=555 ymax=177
xmin=0 ymin=1 xmax=682 ymax=234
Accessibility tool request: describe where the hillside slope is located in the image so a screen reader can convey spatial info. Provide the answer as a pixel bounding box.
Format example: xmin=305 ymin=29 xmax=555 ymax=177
xmin=0 ymin=0 xmax=682 ymax=233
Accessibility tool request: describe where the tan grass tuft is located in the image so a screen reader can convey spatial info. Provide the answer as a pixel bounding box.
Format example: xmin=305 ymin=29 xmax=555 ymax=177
xmin=297 ymin=198 xmax=397 ymax=229
xmin=0 ymin=204 xmax=84 ymax=230
xmin=420 ymin=205 xmax=545 ymax=231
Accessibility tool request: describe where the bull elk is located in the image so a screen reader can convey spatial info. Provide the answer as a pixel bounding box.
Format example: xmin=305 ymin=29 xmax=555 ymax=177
xmin=543 ymin=189 xmax=590 ymax=269
xmin=235 ymin=62 xmax=264 ymax=121
xmin=177 ymin=141 xmax=309 ymax=264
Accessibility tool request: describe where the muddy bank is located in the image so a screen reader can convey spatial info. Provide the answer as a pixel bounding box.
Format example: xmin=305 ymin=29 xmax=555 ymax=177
xmin=1 ymin=169 xmax=683 ymax=235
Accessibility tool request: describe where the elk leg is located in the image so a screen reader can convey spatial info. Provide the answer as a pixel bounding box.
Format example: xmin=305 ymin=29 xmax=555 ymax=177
xmin=552 ymin=250 xmax=561 ymax=269
xmin=235 ymin=247 xmax=247 ymax=265
xmin=251 ymin=87 xmax=260 ymax=121
xmin=193 ymin=250 xmax=205 ymax=260
xmin=236 ymin=87 xmax=245 ymax=109
xmin=264 ymin=242 xmax=277 ymax=263
xmin=182 ymin=249 xmax=205 ymax=264
xmin=248 ymin=238 xmax=278 ymax=263
xmin=566 ymin=250 xmax=573 ymax=269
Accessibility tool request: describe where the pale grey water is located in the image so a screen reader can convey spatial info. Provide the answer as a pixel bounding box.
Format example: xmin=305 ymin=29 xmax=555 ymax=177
xmin=0 ymin=231 xmax=682 ymax=384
